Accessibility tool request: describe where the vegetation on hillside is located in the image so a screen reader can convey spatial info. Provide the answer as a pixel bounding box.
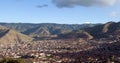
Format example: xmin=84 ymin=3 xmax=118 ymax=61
xmin=0 ymin=57 xmax=28 ymax=63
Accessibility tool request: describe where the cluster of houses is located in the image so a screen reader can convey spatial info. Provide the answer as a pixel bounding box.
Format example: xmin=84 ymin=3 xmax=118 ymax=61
xmin=0 ymin=39 xmax=119 ymax=63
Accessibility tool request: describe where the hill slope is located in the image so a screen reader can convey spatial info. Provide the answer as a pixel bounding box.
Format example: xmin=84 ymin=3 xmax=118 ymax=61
xmin=58 ymin=30 xmax=93 ymax=42
xmin=0 ymin=26 xmax=33 ymax=45
xmin=84 ymin=22 xmax=120 ymax=39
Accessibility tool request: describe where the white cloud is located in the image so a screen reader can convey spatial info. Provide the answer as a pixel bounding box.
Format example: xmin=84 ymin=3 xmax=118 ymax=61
xmin=52 ymin=0 xmax=116 ymax=8
xmin=84 ymin=22 xmax=91 ymax=24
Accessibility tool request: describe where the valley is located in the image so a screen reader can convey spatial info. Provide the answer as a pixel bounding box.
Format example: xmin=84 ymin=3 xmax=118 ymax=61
xmin=0 ymin=21 xmax=119 ymax=63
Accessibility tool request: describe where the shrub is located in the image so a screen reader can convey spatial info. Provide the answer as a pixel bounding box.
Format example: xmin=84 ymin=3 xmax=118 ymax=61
xmin=0 ymin=57 xmax=27 ymax=63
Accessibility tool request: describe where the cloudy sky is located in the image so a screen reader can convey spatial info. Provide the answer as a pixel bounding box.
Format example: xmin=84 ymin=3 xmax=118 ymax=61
xmin=0 ymin=0 xmax=120 ymax=24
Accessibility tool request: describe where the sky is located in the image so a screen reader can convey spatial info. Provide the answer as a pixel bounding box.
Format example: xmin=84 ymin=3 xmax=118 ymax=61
xmin=0 ymin=0 xmax=120 ymax=24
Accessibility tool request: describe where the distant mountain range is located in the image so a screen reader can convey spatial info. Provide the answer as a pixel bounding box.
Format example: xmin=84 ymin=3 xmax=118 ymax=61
xmin=0 ymin=21 xmax=119 ymax=44
xmin=0 ymin=23 xmax=97 ymax=38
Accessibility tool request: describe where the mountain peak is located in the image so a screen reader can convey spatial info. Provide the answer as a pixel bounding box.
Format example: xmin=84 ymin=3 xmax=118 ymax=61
xmin=0 ymin=25 xmax=33 ymax=45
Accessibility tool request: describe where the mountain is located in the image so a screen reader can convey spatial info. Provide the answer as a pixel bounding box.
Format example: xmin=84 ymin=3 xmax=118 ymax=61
xmin=84 ymin=21 xmax=120 ymax=39
xmin=0 ymin=23 xmax=96 ymax=38
xmin=58 ymin=30 xmax=93 ymax=42
xmin=0 ymin=22 xmax=119 ymax=40
xmin=24 ymin=27 xmax=51 ymax=37
xmin=0 ymin=25 xmax=33 ymax=45
xmin=0 ymin=23 xmax=39 ymax=32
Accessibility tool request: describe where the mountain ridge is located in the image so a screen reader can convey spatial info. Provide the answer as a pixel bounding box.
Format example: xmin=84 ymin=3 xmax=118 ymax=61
xmin=0 ymin=22 xmax=97 ymax=38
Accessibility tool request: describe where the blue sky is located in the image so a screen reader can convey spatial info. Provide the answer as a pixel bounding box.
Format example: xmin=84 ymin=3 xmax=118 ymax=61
xmin=0 ymin=0 xmax=120 ymax=24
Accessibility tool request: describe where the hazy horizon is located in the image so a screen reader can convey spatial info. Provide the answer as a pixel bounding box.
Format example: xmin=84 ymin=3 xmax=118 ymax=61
xmin=0 ymin=20 xmax=119 ymax=24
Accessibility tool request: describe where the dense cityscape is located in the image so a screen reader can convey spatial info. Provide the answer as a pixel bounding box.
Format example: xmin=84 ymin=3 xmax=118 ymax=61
xmin=0 ymin=36 xmax=119 ymax=63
